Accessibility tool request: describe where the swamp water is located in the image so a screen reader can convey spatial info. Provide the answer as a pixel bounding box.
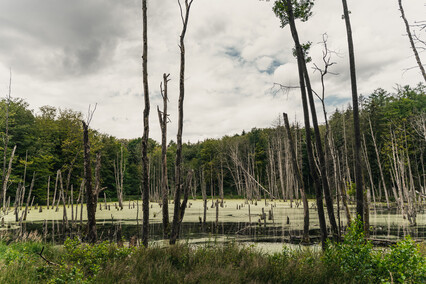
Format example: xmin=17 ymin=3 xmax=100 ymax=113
xmin=1 ymin=199 xmax=424 ymax=252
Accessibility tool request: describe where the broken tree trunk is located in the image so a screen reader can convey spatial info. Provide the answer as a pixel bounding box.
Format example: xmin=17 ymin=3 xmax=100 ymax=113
xmin=158 ymin=73 xmax=170 ymax=239
xmin=283 ymin=113 xmax=309 ymax=243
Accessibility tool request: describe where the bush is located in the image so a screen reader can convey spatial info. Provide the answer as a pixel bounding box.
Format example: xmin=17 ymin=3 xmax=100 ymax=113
xmin=378 ymin=236 xmax=425 ymax=283
xmin=50 ymin=238 xmax=135 ymax=283
xmin=324 ymin=218 xmax=426 ymax=283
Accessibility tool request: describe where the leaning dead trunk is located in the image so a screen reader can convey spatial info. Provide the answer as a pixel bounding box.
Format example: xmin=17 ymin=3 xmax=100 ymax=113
xmin=398 ymin=0 xmax=426 ymax=82
xmin=284 ymin=0 xmax=328 ymax=247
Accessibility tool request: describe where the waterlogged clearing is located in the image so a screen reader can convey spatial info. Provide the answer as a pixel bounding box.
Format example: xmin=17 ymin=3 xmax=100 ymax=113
xmin=2 ymin=199 xmax=425 ymax=250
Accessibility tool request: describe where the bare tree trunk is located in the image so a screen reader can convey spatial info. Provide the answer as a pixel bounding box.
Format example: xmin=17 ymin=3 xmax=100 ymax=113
xmin=59 ymin=170 xmax=69 ymax=234
xmin=83 ymin=120 xmax=97 ymax=243
xmin=46 ymin=176 xmax=50 ymax=210
xmin=158 ymin=73 xmax=170 ymax=239
xmin=301 ymin=43 xmax=339 ymax=241
xmin=398 ymin=0 xmax=426 ymax=82
xmin=1 ymin=71 xmax=12 ymax=209
xmin=23 ymin=173 xmax=35 ymax=221
xmin=285 ymin=0 xmax=327 ymax=248
xmin=113 ymin=145 xmax=125 ymax=210
xmin=170 ymin=0 xmax=194 ymax=245
xmin=284 ymin=113 xmax=309 ymax=243
xmin=141 ymin=0 xmax=151 ymax=248
xmin=1 ymin=145 xmax=16 ymax=209
xmin=201 ymin=169 xmax=207 ymax=224
xmin=369 ymin=119 xmax=390 ymax=209
xmin=341 ymin=0 xmax=364 ymax=223
xmin=52 ymin=170 xmax=59 ymax=210
xmin=14 ymin=183 xmax=21 ymax=222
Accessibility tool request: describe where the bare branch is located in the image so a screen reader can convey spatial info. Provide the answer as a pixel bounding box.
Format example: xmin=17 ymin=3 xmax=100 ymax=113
xmin=86 ymin=103 xmax=97 ymax=126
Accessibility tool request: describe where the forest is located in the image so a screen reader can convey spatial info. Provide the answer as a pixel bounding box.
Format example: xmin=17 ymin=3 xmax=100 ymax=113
xmin=0 ymin=0 xmax=425 ymax=283
xmin=0 ymin=84 xmax=424 ymax=215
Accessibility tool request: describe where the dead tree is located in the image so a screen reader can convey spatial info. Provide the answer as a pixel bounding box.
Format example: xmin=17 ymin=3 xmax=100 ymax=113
xmin=341 ymin=0 xmax=365 ymax=223
xmin=158 ymin=73 xmax=171 ymax=238
xmin=201 ymin=168 xmax=207 ymax=224
xmin=283 ymin=113 xmax=309 ymax=243
xmin=58 ymin=170 xmax=69 ymax=231
xmin=82 ymin=105 xmax=98 ymax=243
xmin=398 ymin=0 xmax=426 ymax=82
xmin=274 ymin=0 xmax=330 ymax=247
xmin=22 ymin=173 xmax=35 ymax=221
xmin=1 ymin=145 xmax=16 ymax=210
xmin=113 ymin=145 xmax=125 ymax=209
xmin=369 ymin=118 xmax=390 ymax=209
xmin=1 ymin=70 xmax=12 ymax=209
xmin=141 ymin=0 xmax=151 ymax=248
xmin=170 ymin=0 xmax=195 ymax=245
xmin=46 ymin=176 xmax=50 ymax=210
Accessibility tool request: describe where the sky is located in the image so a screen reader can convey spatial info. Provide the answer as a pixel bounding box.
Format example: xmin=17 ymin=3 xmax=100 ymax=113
xmin=0 ymin=0 xmax=424 ymax=143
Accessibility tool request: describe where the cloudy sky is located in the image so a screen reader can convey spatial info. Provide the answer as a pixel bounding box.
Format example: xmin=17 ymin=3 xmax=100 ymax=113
xmin=0 ymin=0 xmax=424 ymax=142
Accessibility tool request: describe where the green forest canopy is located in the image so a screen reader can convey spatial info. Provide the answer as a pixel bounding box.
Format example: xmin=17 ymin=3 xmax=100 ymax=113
xmin=0 ymin=83 xmax=424 ymax=205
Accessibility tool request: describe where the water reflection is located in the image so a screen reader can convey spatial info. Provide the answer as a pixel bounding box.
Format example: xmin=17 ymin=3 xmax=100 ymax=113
xmin=1 ymin=200 xmax=425 ymax=246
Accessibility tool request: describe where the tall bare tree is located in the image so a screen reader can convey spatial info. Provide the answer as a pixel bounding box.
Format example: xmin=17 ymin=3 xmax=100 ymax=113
xmin=170 ymin=0 xmax=194 ymax=245
xmin=158 ymin=73 xmax=171 ymax=238
xmin=273 ymin=0 xmax=329 ymax=248
xmin=113 ymin=145 xmax=126 ymax=209
xmin=141 ymin=0 xmax=151 ymax=247
xmin=1 ymin=70 xmax=12 ymax=209
xmin=341 ymin=0 xmax=364 ymax=223
xmin=82 ymin=105 xmax=97 ymax=243
xmin=283 ymin=113 xmax=309 ymax=243
xmin=398 ymin=0 xmax=426 ymax=82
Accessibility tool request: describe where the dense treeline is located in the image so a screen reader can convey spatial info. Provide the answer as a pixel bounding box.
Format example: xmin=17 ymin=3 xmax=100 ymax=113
xmin=0 ymin=84 xmax=424 ymax=212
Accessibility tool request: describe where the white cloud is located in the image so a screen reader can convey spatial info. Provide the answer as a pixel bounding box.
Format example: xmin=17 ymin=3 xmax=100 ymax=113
xmin=0 ymin=0 xmax=424 ymax=143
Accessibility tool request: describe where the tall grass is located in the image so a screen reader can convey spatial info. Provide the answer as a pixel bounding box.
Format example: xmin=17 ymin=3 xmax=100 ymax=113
xmin=0 ymin=224 xmax=424 ymax=284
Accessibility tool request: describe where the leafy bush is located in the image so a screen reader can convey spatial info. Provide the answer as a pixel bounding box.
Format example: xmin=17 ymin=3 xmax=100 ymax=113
xmin=378 ymin=236 xmax=425 ymax=283
xmin=50 ymin=238 xmax=135 ymax=283
xmin=324 ymin=218 xmax=426 ymax=283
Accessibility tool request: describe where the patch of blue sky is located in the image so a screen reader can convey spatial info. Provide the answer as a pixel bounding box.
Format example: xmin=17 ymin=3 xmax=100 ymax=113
xmin=324 ymin=95 xmax=349 ymax=107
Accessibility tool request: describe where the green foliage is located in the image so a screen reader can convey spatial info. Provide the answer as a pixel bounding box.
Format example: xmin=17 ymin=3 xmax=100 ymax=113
xmin=324 ymin=218 xmax=426 ymax=283
xmin=292 ymin=41 xmax=312 ymax=62
xmin=378 ymin=237 xmax=426 ymax=283
xmin=61 ymin=238 xmax=135 ymax=278
xmin=324 ymin=218 xmax=375 ymax=282
xmin=273 ymin=0 xmax=315 ymax=28
xmin=0 ymin=238 xmax=424 ymax=283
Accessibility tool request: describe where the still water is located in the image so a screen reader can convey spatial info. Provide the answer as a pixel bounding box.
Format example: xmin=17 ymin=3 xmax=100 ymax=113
xmin=2 ymin=199 xmax=425 ymax=251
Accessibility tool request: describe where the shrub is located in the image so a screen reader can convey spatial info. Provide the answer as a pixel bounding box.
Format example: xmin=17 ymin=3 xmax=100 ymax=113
xmin=324 ymin=218 xmax=426 ymax=283
xmin=378 ymin=236 xmax=425 ymax=283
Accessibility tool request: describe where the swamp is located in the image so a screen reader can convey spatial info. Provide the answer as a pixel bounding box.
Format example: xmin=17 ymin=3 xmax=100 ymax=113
xmin=0 ymin=0 xmax=425 ymax=283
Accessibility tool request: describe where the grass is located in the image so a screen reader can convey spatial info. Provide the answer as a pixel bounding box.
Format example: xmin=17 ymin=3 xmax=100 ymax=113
xmin=0 ymin=222 xmax=424 ymax=284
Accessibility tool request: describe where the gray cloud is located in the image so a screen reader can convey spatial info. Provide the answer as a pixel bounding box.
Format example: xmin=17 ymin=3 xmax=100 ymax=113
xmin=0 ymin=0 xmax=424 ymax=142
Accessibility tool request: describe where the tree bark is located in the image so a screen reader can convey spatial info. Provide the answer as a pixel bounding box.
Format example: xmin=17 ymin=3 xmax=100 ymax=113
xmin=141 ymin=0 xmax=151 ymax=248
xmin=158 ymin=73 xmax=170 ymax=239
xmin=283 ymin=113 xmax=309 ymax=243
xmin=285 ymin=0 xmax=327 ymax=248
xmin=398 ymin=0 xmax=426 ymax=82
xmin=341 ymin=0 xmax=364 ymax=223
xmin=1 ymin=145 xmax=16 ymax=210
xmin=170 ymin=0 xmax=194 ymax=245
xmin=82 ymin=120 xmax=97 ymax=243
xmin=1 ymin=71 xmax=11 ymax=209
